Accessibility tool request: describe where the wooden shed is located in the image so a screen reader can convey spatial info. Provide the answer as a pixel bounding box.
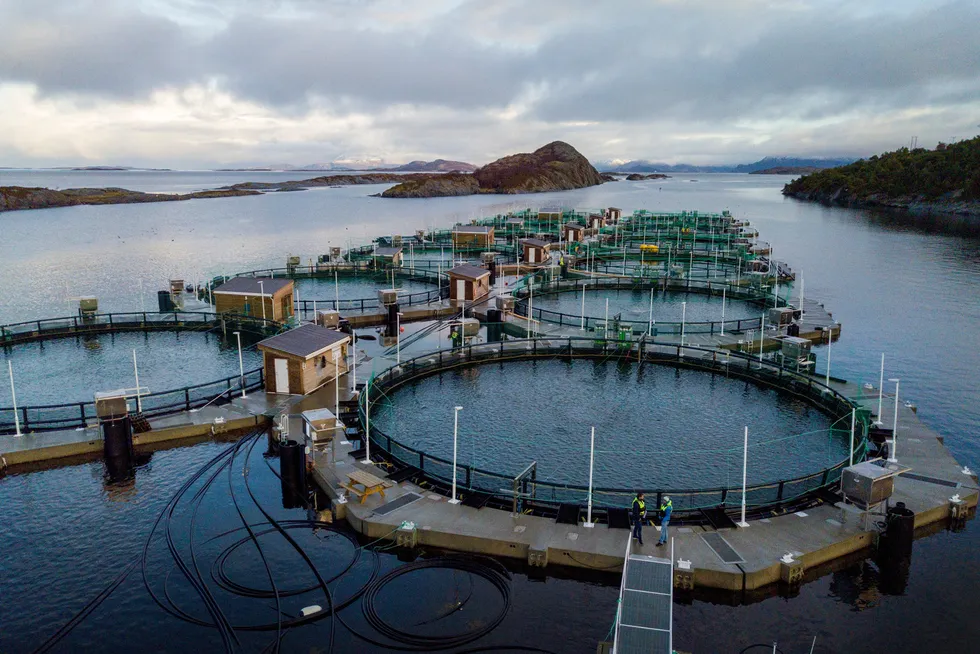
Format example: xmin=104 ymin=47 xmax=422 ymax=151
xmin=257 ymin=323 xmax=350 ymax=395
xmin=447 ymin=264 xmax=491 ymax=305
xmin=606 ymin=207 xmax=622 ymax=223
xmin=521 ymin=238 xmax=552 ymax=265
xmin=588 ymin=213 xmax=605 ymax=230
xmin=452 ymin=225 xmax=495 ymax=248
xmin=372 ymin=246 xmax=404 ymax=268
xmin=563 ymin=223 xmax=585 ymax=243
xmin=213 ymin=277 xmax=294 ymax=322
xmin=538 ymin=207 xmax=562 ymax=222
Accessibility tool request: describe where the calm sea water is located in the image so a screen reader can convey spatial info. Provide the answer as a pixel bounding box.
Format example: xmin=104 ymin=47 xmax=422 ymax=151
xmin=1 ymin=171 xmax=979 ymax=652
xmin=373 ymin=360 xmax=841 ymax=491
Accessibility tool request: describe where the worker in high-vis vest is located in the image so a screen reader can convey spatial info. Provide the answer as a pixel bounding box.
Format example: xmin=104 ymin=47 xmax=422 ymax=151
xmin=657 ymin=496 xmax=673 ymax=546
xmin=631 ymin=492 xmax=646 ymax=545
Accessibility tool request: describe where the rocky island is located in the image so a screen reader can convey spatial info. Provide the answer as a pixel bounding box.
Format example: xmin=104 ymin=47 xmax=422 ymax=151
xmin=625 ymin=173 xmax=669 ymax=181
xmin=783 ymin=136 xmax=980 ymax=216
xmin=380 ymin=141 xmax=603 ymax=198
xmin=0 ymin=186 xmax=259 ymax=212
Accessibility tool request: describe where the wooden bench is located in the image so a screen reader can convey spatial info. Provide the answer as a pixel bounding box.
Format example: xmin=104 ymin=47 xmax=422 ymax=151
xmin=343 ymin=469 xmax=387 ymax=504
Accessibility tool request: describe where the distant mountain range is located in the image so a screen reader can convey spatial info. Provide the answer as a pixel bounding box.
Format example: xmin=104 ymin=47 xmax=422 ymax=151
xmin=596 ymin=156 xmax=859 ymax=174
xmin=215 ymin=157 xmax=477 ymax=173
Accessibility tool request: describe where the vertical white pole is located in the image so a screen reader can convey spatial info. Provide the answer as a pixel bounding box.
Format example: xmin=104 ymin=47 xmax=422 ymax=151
xmin=739 ymin=426 xmax=749 ymax=527
xmin=362 ymin=376 xmax=372 ymax=464
xmin=758 ymin=311 xmax=765 ymax=361
xmin=450 ymin=406 xmax=463 ymax=503
xmin=351 ymin=341 xmax=356 ymax=396
xmin=849 ymin=408 xmax=856 ymax=466
xmin=8 ymin=360 xmax=21 ymax=437
xmin=798 ymin=272 xmax=804 ymax=312
xmin=877 ymin=353 xmax=885 ymax=425
xmin=721 ymin=286 xmax=727 ymax=335
xmin=825 ymin=328 xmax=832 ymax=386
xmin=648 ymin=287 xmax=654 ymax=336
xmin=234 ymin=331 xmax=245 ymax=398
xmin=581 ymin=282 xmax=586 ymax=330
xmin=527 ymin=281 xmax=533 ymax=338
xmin=889 ymin=379 xmax=900 ymax=462
xmin=605 ymin=298 xmax=609 ymax=339
xmin=585 ymin=426 xmax=595 ymax=527
xmin=258 ymin=281 xmax=266 ymax=321
xmin=333 ymin=349 xmax=340 ymax=418
xmin=396 ymin=312 xmax=401 ymax=364
xmin=680 ymin=301 xmax=686 ymax=346
xmin=132 ymin=349 xmax=142 ymax=412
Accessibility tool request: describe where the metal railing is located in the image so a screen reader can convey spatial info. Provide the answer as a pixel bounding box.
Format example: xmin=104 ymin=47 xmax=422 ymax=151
xmin=511 ymin=277 xmax=786 ymax=335
xmin=0 ymin=368 xmax=264 ymax=433
xmin=0 ymin=311 xmax=282 ymax=346
xmin=359 ymin=336 xmax=870 ymax=515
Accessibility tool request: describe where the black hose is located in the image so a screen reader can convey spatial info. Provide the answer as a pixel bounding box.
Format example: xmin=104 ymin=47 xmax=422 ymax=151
xmin=358 ymin=556 xmax=512 ymax=651
xmin=30 ymin=557 xmax=139 ymax=654
xmin=241 ymin=433 xmax=336 ymax=652
xmin=226 ymin=432 xmax=283 ymax=651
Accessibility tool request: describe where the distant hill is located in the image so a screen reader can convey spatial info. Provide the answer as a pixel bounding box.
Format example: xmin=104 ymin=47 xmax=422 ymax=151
xmin=391 ymin=159 xmax=477 ymax=173
xmin=382 ymin=141 xmax=603 ymax=198
xmin=783 ymin=137 xmax=980 ymax=216
xmin=750 ymin=166 xmax=820 ymax=175
xmin=597 ymin=156 xmax=857 ymax=174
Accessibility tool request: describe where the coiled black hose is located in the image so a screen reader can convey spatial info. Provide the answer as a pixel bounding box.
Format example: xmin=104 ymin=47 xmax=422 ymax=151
xmin=359 ymin=556 xmax=512 ymax=651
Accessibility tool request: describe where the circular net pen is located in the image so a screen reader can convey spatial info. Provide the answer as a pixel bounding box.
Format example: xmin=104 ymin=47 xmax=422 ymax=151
xmin=358 ymin=337 xmax=871 ymax=524
xmin=511 ymin=277 xmax=789 ymax=337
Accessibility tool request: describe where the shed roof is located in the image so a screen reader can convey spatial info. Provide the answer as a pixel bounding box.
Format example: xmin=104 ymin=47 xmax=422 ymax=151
xmin=447 ymin=264 xmax=491 ymax=281
xmin=257 ymin=323 xmax=349 ymax=359
xmin=374 ymin=247 xmax=403 ymax=257
xmin=565 ymin=223 xmax=584 ymax=230
xmin=521 ymin=238 xmax=551 ymax=248
xmin=453 ymin=225 xmax=492 ymax=234
xmin=213 ymin=277 xmax=293 ymax=296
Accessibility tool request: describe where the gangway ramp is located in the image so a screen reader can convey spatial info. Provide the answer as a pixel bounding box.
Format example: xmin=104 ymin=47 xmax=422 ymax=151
xmin=612 ymin=538 xmax=673 ymax=654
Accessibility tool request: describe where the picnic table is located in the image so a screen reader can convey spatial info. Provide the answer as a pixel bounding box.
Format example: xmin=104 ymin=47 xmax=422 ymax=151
xmin=343 ymin=468 xmax=387 ymax=503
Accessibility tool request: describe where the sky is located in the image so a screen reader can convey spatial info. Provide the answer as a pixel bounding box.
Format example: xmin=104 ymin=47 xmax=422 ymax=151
xmin=0 ymin=0 xmax=978 ymax=168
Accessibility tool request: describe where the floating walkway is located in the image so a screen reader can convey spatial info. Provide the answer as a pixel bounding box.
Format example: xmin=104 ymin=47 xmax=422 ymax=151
xmin=306 ymin=375 xmax=976 ymax=595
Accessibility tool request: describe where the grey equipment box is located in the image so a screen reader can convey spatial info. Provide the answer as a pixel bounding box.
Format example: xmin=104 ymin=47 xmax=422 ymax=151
xmin=841 ymin=460 xmax=910 ymax=509
xmin=781 ymin=336 xmax=812 ymax=359
xmin=768 ymin=307 xmax=796 ymax=326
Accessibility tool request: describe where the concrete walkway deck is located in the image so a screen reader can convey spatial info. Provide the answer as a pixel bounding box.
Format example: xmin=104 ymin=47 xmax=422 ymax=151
xmin=305 ymin=375 xmax=977 ymax=596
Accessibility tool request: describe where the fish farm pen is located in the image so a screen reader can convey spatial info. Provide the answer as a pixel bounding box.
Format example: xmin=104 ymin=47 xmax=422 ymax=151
xmin=362 ymin=338 xmax=867 ymax=517
xmin=3 ymin=204 xmax=976 ymax=654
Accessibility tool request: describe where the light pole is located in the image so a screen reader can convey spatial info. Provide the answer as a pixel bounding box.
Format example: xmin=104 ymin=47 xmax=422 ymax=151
xmin=738 ymin=426 xmax=749 ymax=528
xmin=132 ymin=349 xmax=142 ymax=413
xmin=233 ymin=331 xmax=246 ymax=398
xmin=396 ymin=312 xmax=404 ymax=364
xmin=648 ymin=287 xmax=654 ymax=336
xmin=720 ymin=286 xmax=726 ymax=336
xmin=449 ymin=406 xmax=463 ymax=504
xmin=258 ymin=280 xmax=266 ymax=321
xmin=7 ymin=360 xmax=21 ymax=437
xmin=333 ymin=349 xmax=341 ymax=418
xmin=888 ymin=378 xmax=900 ymax=462
xmin=876 ymin=353 xmax=885 ymax=425
xmin=584 ymin=426 xmax=596 ymax=527
xmin=680 ymin=301 xmax=686 ymax=347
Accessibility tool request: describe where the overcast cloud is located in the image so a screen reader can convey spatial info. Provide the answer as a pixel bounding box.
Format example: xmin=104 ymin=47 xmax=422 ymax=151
xmin=0 ymin=0 xmax=978 ymax=167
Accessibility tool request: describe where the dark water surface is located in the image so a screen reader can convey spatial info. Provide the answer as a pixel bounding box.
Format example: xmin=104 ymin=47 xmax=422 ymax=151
xmin=373 ymin=360 xmax=841 ymax=491
xmin=1 ymin=172 xmax=979 ymax=652
xmin=1 ymin=331 xmax=262 ymax=406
